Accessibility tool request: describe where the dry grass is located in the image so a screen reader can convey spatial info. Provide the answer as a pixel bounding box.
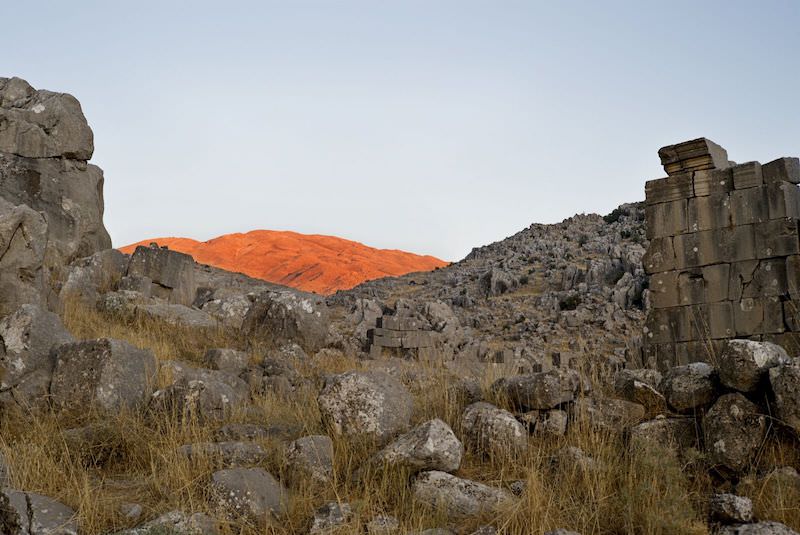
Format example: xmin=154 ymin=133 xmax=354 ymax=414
xmin=0 ymin=303 xmax=797 ymax=534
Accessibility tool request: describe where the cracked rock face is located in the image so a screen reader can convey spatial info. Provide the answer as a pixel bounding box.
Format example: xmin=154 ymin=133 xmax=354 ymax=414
xmin=50 ymin=338 xmax=157 ymax=412
xmin=0 ymin=203 xmax=47 ymax=318
xmin=0 ymin=304 xmax=73 ymax=410
xmin=0 ymin=488 xmax=78 ymax=535
xmin=318 ymin=370 xmax=413 ymax=445
xmin=242 ymin=289 xmax=331 ymax=352
xmin=372 ymin=418 xmax=463 ymax=473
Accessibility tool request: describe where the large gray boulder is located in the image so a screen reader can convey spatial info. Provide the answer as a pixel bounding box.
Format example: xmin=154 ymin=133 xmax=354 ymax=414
xmin=242 ymin=289 xmax=330 ymax=352
xmin=573 ymin=396 xmax=645 ymax=432
xmin=151 ymin=378 xmax=244 ymax=422
xmin=210 ymin=468 xmax=288 ymax=526
xmin=659 ymin=362 xmax=719 ymax=413
xmin=461 ymin=402 xmax=527 ymax=457
xmin=718 ymin=340 xmax=789 ymax=393
xmin=628 ymin=416 xmax=699 ymax=452
xmin=309 ymin=501 xmax=353 ymax=534
xmin=284 ymin=435 xmax=334 ymax=484
xmin=318 ymin=371 xmax=413 ymax=444
xmin=372 ymin=419 xmax=463 ymax=473
xmin=50 ymin=338 xmax=157 ymax=412
xmin=0 ymin=77 xmax=93 ymax=160
xmin=0 ymin=487 xmax=78 ymax=535
xmin=492 ymin=368 xmax=582 ymax=411
xmin=126 ymin=245 xmax=197 ymax=306
xmin=718 ymin=522 xmax=799 ymax=535
xmin=0 ymin=304 xmax=73 ymax=410
xmin=709 ymin=493 xmax=754 ymax=524
xmin=58 ymin=249 xmax=128 ymax=307
xmin=114 ymin=510 xmax=219 ymax=535
xmin=177 ymin=441 xmax=269 ymax=467
xmin=412 ymin=470 xmax=514 ymax=521
xmin=768 ymin=362 xmax=800 ymax=434
xmin=703 ymin=393 xmax=767 ymax=474
xmin=0 ymin=203 xmax=47 ymax=318
xmin=613 ymin=368 xmax=666 ymax=416
xmin=0 ymin=153 xmax=109 ymax=267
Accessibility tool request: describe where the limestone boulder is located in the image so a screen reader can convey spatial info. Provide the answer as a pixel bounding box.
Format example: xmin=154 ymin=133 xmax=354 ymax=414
xmin=210 ymin=468 xmax=288 ymax=526
xmin=628 ymin=416 xmax=699 ymax=452
xmin=0 ymin=154 xmax=110 ymax=267
xmin=177 ymin=441 xmax=269 ymax=467
xmin=159 ymin=360 xmax=249 ymax=400
xmin=703 ymin=393 xmax=767 ymax=474
xmin=151 ymin=378 xmax=244 ymax=422
xmin=768 ymin=362 xmax=800 ymax=434
xmin=284 ymin=435 xmax=334 ymax=484
xmin=58 ymin=249 xmax=128 ymax=307
xmin=709 ymin=493 xmax=753 ymax=524
xmin=0 ymin=203 xmax=47 ymax=318
xmin=114 ymin=510 xmax=219 ymax=535
xmin=461 ymin=402 xmax=527 ymax=457
xmin=372 ymin=418 xmax=463 ymax=473
xmin=309 ymin=502 xmax=353 ymax=534
xmin=50 ymin=338 xmax=157 ymax=412
xmin=717 ymin=522 xmax=799 ymax=535
xmin=492 ymin=368 xmax=582 ymax=411
xmin=718 ymin=340 xmax=789 ymax=393
xmin=0 ymin=487 xmax=78 ymax=535
xmin=412 ymin=470 xmax=514 ymax=521
xmin=0 ymin=77 xmax=93 ymax=160
xmin=613 ymin=368 xmax=666 ymax=415
xmin=0 ymin=304 xmax=73 ymax=410
xmin=135 ymin=303 xmax=217 ymax=329
xmin=203 ymin=348 xmax=249 ymax=374
xmin=242 ymin=289 xmax=330 ymax=352
xmin=318 ymin=371 xmax=413 ymax=444
xmin=573 ymin=396 xmax=645 ymax=432
xmin=126 ymin=245 xmax=197 ymax=306
xmin=659 ymin=362 xmax=719 ymax=413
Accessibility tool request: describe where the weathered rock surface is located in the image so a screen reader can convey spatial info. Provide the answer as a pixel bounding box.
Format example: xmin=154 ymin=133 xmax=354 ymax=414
xmin=718 ymin=522 xmax=800 ymax=535
xmin=58 ymin=249 xmax=127 ymax=306
xmin=718 ymin=340 xmax=789 ymax=393
xmin=768 ymin=362 xmax=800 ymax=434
xmin=613 ymin=368 xmax=666 ymax=415
xmin=243 ymin=289 xmax=330 ymax=352
xmin=660 ymin=362 xmax=719 ymax=413
xmin=126 ymin=245 xmax=197 ymax=306
xmin=704 ymin=393 xmax=767 ymax=474
xmin=372 ymin=418 xmax=463 ymax=473
xmin=709 ymin=493 xmax=753 ymax=524
xmin=573 ymin=396 xmax=645 ymax=432
xmin=493 ymin=368 xmax=581 ymax=411
xmin=628 ymin=416 xmax=699 ymax=452
xmin=0 ymin=487 xmax=78 ymax=535
xmin=412 ymin=470 xmax=514 ymax=521
xmin=135 ymin=303 xmax=217 ymax=329
xmin=309 ymin=501 xmax=353 ymax=534
xmin=152 ymin=378 xmax=244 ymax=421
xmin=0 ymin=203 xmax=47 ymax=317
xmin=284 ymin=435 xmax=334 ymax=483
xmin=210 ymin=468 xmax=288 ymax=525
xmin=115 ymin=510 xmax=219 ymax=535
xmin=461 ymin=402 xmax=527 ymax=457
xmin=203 ymin=348 xmax=249 ymax=374
xmin=0 ymin=304 xmax=73 ymax=409
xmin=318 ymin=370 xmax=413 ymax=444
xmin=50 ymin=338 xmax=157 ymax=412
xmin=177 ymin=441 xmax=269 ymax=467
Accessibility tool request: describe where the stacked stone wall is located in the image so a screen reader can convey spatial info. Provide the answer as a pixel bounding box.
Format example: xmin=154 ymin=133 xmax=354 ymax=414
xmin=643 ymin=138 xmax=800 ymax=369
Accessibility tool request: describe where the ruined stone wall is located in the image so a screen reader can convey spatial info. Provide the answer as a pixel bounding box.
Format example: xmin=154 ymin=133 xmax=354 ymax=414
xmin=642 ymin=138 xmax=800 ymax=370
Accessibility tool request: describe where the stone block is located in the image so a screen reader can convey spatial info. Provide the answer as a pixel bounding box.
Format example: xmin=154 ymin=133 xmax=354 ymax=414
xmin=651 ymin=271 xmax=680 ymax=308
xmin=645 ymin=199 xmax=689 ymax=239
xmin=732 ymin=161 xmax=764 ymax=190
xmin=764 ymin=296 xmax=786 ymax=334
xmin=708 ymin=301 xmax=736 ymax=339
xmin=675 ymin=228 xmax=753 ymax=268
xmin=704 ymin=264 xmax=730 ymax=302
xmin=729 ymin=259 xmax=788 ymax=301
xmin=643 ymin=236 xmax=676 ymax=274
xmin=762 ymin=157 xmax=800 ymax=185
xmin=368 ymin=328 xmax=402 ymax=348
xmin=644 ymin=308 xmax=683 ymax=345
xmin=402 ymin=331 xmax=435 ymax=349
xmin=731 ymin=187 xmax=769 ymax=225
xmin=787 ymin=255 xmax=800 ymax=300
xmin=693 ymin=168 xmax=734 ymax=196
xmin=734 ymin=298 xmax=764 ymax=336
xmin=378 ymin=316 xmax=425 ymax=331
xmin=755 ymin=219 xmax=800 ymax=258
xmin=677 ymin=270 xmax=704 ymax=306
xmin=127 ymin=246 xmax=197 ymax=306
xmin=767 ymin=182 xmax=800 ymax=220
xmin=763 ymin=332 xmax=800 ymax=356
xmin=674 ymin=340 xmax=727 ymax=366
xmin=658 ymin=138 xmax=729 ymax=176
xmin=645 ymin=173 xmax=694 ymax=205
xmin=688 ymin=193 xmax=731 ymax=231
xmin=643 ymin=341 xmax=676 ymax=371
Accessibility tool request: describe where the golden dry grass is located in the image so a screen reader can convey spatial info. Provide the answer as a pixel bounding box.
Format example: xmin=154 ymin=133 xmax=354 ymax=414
xmin=0 ymin=303 xmax=797 ymax=534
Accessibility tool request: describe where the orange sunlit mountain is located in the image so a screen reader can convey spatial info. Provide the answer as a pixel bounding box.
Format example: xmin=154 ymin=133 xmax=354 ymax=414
xmin=119 ymin=230 xmax=448 ymax=295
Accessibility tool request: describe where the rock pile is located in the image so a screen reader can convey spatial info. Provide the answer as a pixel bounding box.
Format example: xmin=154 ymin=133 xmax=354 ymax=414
xmin=643 ymin=137 xmax=800 ymax=369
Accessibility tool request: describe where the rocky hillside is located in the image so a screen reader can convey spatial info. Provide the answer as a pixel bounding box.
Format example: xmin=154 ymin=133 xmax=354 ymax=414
xmin=1 ymin=77 xmax=799 ymax=535
xmin=120 ymin=231 xmax=447 ymax=294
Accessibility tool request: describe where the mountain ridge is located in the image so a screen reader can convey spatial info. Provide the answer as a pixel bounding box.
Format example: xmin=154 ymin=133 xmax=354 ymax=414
xmin=119 ymin=229 xmax=448 ymax=294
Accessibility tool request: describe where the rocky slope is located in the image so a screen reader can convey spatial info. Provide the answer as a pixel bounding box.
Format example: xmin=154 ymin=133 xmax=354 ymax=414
xmin=120 ymin=231 xmax=447 ymax=294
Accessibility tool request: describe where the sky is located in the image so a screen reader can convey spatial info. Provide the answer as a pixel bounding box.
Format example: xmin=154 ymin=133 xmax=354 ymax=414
xmin=4 ymin=1 xmax=800 ymax=261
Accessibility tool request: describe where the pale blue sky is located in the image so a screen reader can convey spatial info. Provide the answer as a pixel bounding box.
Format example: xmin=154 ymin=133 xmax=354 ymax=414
xmin=5 ymin=1 xmax=799 ymax=260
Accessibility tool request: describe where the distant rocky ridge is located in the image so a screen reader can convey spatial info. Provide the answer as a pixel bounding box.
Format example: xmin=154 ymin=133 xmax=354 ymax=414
xmin=120 ymin=231 xmax=448 ymax=294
